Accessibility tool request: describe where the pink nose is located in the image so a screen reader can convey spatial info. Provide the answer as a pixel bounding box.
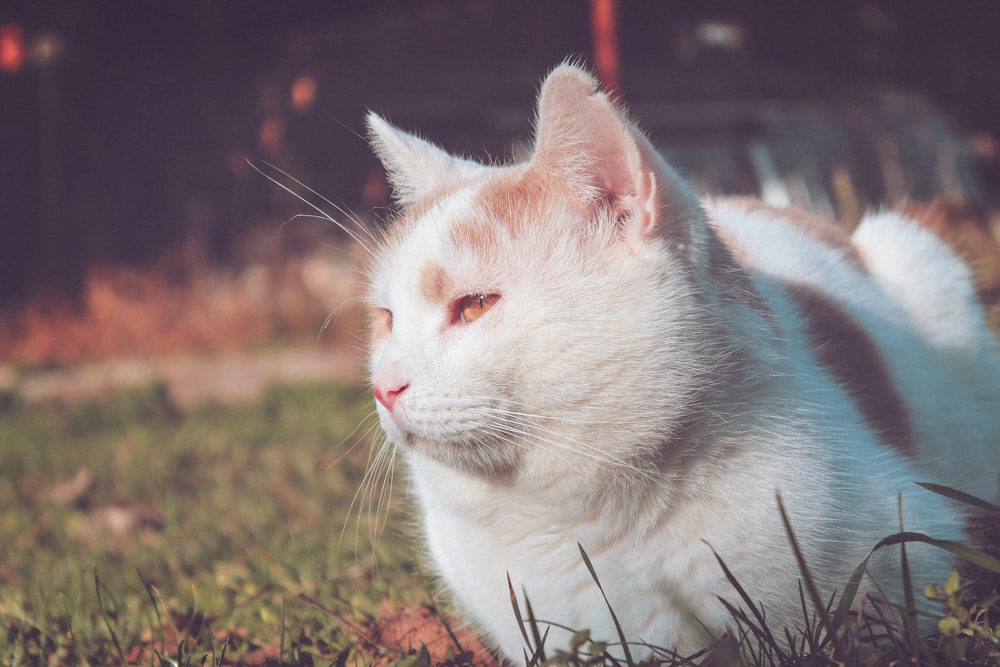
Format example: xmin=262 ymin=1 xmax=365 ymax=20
xmin=374 ymin=381 xmax=409 ymax=412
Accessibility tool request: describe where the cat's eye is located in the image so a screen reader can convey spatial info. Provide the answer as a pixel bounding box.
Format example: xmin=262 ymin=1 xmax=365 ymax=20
xmin=456 ymin=293 xmax=500 ymax=324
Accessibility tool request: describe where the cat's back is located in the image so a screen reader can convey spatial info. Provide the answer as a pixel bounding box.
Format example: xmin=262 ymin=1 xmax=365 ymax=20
xmin=707 ymin=197 xmax=1000 ymax=498
xmin=707 ymin=197 xmax=983 ymax=345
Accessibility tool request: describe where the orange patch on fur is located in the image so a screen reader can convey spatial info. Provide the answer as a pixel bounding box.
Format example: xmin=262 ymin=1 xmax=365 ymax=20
xmin=450 ymin=217 xmax=501 ymax=255
xmin=788 ymin=283 xmax=915 ymax=457
xmin=475 ymin=165 xmax=584 ymax=239
xmin=418 ymin=261 xmax=453 ymax=304
xmin=475 ymin=172 xmax=535 ymax=239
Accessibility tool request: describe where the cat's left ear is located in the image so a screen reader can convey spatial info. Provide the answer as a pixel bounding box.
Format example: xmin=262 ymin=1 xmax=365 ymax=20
xmin=531 ymin=65 xmax=704 ymax=253
xmin=367 ymin=112 xmax=484 ymax=208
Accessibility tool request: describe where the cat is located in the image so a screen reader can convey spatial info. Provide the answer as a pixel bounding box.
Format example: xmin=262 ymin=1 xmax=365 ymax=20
xmin=363 ymin=63 xmax=1000 ymax=659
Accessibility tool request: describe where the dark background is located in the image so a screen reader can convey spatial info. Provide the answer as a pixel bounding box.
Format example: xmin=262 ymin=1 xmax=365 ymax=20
xmin=3 ymin=1 xmax=1000 ymax=309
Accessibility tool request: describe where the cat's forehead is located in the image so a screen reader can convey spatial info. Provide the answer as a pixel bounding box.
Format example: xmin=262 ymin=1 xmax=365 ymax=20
xmin=374 ymin=165 xmax=581 ymax=308
xmin=375 ymin=183 xmax=493 ymax=296
xmin=391 ymin=166 xmax=566 ymax=249
xmin=396 ymin=182 xmax=484 ymax=257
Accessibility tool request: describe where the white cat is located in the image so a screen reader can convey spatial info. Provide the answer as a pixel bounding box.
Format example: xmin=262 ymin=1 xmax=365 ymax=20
xmin=363 ymin=63 xmax=1000 ymax=659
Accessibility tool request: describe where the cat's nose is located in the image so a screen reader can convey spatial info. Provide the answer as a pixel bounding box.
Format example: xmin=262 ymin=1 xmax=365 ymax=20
xmin=374 ymin=381 xmax=409 ymax=412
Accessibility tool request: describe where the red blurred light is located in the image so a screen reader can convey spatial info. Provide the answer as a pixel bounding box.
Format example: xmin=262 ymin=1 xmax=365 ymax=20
xmin=590 ymin=0 xmax=621 ymax=99
xmin=0 ymin=23 xmax=25 ymax=73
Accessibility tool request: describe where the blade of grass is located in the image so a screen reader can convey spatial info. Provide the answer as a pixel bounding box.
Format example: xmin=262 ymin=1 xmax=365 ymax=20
xmin=577 ymin=542 xmax=635 ymax=666
xmin=93 ymin=569 xmax=129 ymax=667
xmin=707 ymin=542 xmax=786 ymax=663
xmin=795 ymin=580 xmax=836 ymax=657
xmin=431 ymin=609 xmax=472 ymax=664
xmin=872 ymin=532 xmax=1000 ymax=574
xmin=215 ymin=635 xmax=229 ymax=667
xmin=715 ymin=596 xmax=771 ymax=658
xmin=828 ymin=552 xmax=869 ymax=637
xmin=508 ymin=573 xmax=548 ymax=665
xmin=507 ymin=572 xmax=535 ymax=656
xmin=775 ymin=494 xmax=837 ymax=651
xmin=897 ymin=494 xmax=924 ymax=661
xmin=917 ymin=482 xmax=1000 ymax=515
xmin=522 ymin=592 xmax=548 ymax=665
xmin=136 ymin=568 xmax=166 ymax=655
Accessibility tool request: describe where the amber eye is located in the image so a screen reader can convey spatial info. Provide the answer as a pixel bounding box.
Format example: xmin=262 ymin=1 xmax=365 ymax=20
xmin=456 ymin=293 xmax=501 ymax=324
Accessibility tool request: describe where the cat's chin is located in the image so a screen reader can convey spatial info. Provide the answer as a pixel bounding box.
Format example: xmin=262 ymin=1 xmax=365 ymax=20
xmin=396 ymin=433 xmax=521 ymax=480
xmin=377 ymin=413 xmax=521 ymax=477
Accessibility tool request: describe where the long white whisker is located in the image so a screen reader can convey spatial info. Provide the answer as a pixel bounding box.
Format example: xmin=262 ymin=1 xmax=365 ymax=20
xmin=340 ymin=417 xmax=393 ymax=547
xmin=327 ymin=410 xmax=381 ymax=470
xmin=316 ymin=294 xmax=372 ymax=347
xmin=247 ymin=159 xmax=380 ymax=257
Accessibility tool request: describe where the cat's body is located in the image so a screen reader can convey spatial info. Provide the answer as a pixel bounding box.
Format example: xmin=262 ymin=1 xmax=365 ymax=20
xmin=364 ymin=64 xmax=1000 ymax=658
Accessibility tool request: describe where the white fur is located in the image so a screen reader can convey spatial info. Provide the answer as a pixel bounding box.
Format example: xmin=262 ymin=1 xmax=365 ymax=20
xmin=364 ymin=65 xmax=1000 ymax=659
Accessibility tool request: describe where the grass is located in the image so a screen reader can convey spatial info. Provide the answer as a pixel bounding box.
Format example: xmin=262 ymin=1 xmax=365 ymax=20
xmin=0 ymin=380 xmax=482 ymax=666
xmin=4 ymin=380 xmax=1000 ymax=666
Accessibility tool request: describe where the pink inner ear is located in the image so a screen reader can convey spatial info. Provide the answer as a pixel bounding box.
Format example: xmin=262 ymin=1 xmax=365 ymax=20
xmin=531 ymin=67 xmax=652 ymax=216
xmin=632 ymin=159 xmax=661 ymax=239
xmin=530 ymin=64 xmax=701 ymax=248
xmin=590 ymin=134 xmax=643 ymax=200
xmin=596 ymin=139 xmax=660 ymax=241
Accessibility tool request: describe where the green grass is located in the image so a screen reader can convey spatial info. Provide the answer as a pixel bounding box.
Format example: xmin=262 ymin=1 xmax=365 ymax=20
xmin=0 ymin=380 xmax=436 ymax=665
xmin=4 ymin=381 xmax=1000 ymax=666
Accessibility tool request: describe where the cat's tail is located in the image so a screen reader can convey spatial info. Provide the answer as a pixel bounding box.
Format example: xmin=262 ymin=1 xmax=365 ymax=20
xmin=851 ymin=210 xmax=993 ymax=353
xmin=853 ymin=209 xmax=1000 ymax=500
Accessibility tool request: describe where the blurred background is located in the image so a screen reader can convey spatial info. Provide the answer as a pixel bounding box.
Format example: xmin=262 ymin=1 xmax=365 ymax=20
xmin=3 ymin=0 xmax=1000 ymax=400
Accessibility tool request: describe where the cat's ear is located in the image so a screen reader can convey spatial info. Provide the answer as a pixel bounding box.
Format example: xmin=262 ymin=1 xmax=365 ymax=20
xmin=531 ymin=64 xmax=703 ymax=252
xmin=367 ymin=112 xmax=483 ymax=208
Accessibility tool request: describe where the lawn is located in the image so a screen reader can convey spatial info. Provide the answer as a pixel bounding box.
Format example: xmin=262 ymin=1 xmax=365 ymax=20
xmin=0 ymin=380 xmax=493 ymax=666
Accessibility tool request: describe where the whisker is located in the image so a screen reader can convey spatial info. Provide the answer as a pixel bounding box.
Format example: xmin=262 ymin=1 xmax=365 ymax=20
xmin=459 ymin=404 xmax=661 ymax=482
xmin=345 ymin=448 xmax=393 ymax=578
xmin=326 ymin=410 xmax=381 ymax=470
xmin=316 ymin=293 xmax=371 ymax=347
xmin=247 ymin=159 xmax=381 ymax=257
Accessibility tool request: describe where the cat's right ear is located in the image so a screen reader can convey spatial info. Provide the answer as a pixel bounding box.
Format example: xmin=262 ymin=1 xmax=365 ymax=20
xmin=367 ymin=112 xmax=482 ymax=208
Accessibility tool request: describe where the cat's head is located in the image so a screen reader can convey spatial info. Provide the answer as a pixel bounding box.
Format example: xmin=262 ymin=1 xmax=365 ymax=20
xmin=366 ymin=64 xmax=713 ymax=487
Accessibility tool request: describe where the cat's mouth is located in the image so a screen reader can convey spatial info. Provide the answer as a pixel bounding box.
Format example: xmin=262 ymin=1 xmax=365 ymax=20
xmin=379 ymin=417 xmax=432 ymax=453
xmin=388 ymin=424 xmax=522 ymax=477
xmin=395 ymin=429 xmax=448 ymax=456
